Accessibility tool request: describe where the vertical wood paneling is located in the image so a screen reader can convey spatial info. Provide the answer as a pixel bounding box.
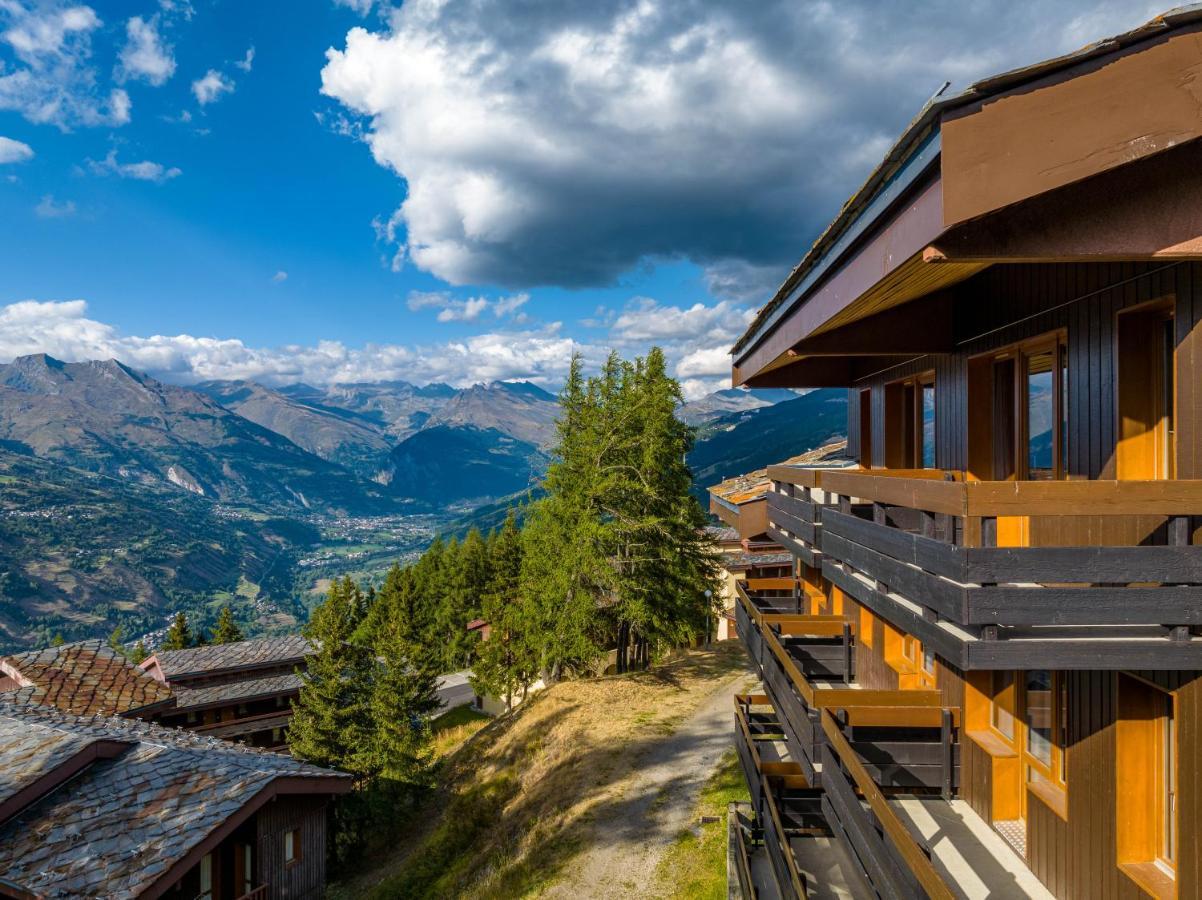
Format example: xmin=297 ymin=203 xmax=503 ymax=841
xmin=256 ymin=797 xmax=329 ymax=900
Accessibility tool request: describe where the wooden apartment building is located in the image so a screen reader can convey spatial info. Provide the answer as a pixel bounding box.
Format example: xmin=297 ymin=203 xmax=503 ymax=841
xmin=726 ymin=8 xmax=1202 ymax=900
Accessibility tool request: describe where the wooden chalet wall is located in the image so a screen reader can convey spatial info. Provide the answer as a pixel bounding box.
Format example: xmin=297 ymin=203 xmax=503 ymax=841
xmin=256 ymin=795 xmax=329 ymax=900
xmin=847 ymin=261 xmax=1202 ymax=480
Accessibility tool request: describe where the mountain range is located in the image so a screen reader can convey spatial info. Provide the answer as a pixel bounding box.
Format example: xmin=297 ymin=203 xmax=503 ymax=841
xmin=0 ymin=353 xmax=840 ymax=651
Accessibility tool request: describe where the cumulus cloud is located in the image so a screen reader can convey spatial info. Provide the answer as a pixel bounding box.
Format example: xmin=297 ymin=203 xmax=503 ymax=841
xmin=610 ymin=298 xmax=752 ymax=344
xmin=234 ymin=46 xmax=254 ymax=73
xmin=271 ymin=270 xmax=287 ymax=283
xmin=84 ymin=148 xmax=180 ymax=183
xmin=0 ymin=2 xmax=131 ymax=129
xmin=0 ymin=299 xmax=585 ymax=389
xmin=116 ymin=15 xmax=174 ymax=86
xmin=191 ymin=68 xmax=233 ymax=105
xmin=320 ymin=0 xmax=1165 ymax=300
xmin=0 ymin=135 xmax=32 ymax=163
xmin=407 ymin=290 xmax=530 ymax=324
xmin=34 ymin=194 xmax=75 ymax=218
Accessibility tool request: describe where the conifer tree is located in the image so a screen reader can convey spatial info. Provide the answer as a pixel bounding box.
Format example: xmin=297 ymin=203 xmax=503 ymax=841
xmin=365 ymin=611 xmax=440 ymax=798
xmin=50 ymin=634 xmax=64 ymax=647
xmin=289 ymin=577 xmax=374 ymax=773
xmin=162 ymin=612 xmax=193 ymax=651
xmin=107 ymin=625 xmax=126 ymax=656
xmin=130 ymin=640 xmax=148 ymax=665
xmin=472 ymin=510 xmax=536 ymax=708
xmin=440 ymin=527 xmax=488 ymax=670
xmin=211 ymin=605 xmax=244 ymax=644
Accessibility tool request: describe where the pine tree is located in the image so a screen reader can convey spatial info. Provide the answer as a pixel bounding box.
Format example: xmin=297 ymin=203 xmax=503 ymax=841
xmin=107 ymin=625 xmax=126 ymax=656
xmin=130 ymin=641 xmax=148 ymax=665
xmin=50 ymin=634 xmax=64 ymax=647
xmin=471 ymin=510 xmax=536 ymax=709
xmin=162 ymin=612 xmax=193 ymax=651
xmin=366 ymin=611 xmax=440 ymax=797
xmin=289 ymin=577 xmax=374 ymax=773
xmin=211 ymin=605 xmax=244 ymax=644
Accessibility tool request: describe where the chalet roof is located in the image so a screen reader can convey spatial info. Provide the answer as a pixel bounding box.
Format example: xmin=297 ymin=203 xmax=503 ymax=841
xmin=0 ymin=640 xmax=175 ymax=718
xmin=709 ymin=441 xmax=852 ymax=505
xmin=146 ymin=635 xmax=314 ymax=680
xmin=732 ymin=5 xmax=1202 ymax=361
xmin=705 ymin=525 xmax=741 ymax=544
xmin=723 ymin=551 xmax=795 ymax=571
xmin=0 ymin=698 xmax=349 ymax=898
xmin=170 ymin=672 xmax=303 ymax=712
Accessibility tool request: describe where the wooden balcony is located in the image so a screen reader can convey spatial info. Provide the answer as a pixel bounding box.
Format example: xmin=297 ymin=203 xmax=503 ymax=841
xmin=235 ymin=887 xmax=268 ymax=900
xmin=768 ymin=466 xmax=1202 ymax=669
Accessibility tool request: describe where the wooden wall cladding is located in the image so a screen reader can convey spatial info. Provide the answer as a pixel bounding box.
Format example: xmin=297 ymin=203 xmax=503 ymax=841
xmin=851 ymin=261 xmax=1202 ymax=483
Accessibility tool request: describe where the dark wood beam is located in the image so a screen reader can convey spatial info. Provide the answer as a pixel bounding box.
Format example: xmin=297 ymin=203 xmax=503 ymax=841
xmin=789 ymin=291 xmax=956 ymax=356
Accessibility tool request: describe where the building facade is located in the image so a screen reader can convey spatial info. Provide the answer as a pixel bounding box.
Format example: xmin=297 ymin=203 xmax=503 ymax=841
xmin=727 ymin=9 xmax=1202 ymax=900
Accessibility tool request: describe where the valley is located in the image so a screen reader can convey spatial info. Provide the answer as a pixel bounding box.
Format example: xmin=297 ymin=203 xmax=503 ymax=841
xmin=0 ymin=352 xmax=840 ymax=652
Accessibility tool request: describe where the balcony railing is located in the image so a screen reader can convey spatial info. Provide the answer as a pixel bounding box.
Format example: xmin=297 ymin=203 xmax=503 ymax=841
xmin=766 ymin=466 xmax=1202 ymax=669
xmin=235 ymin=886 xmax=268 ymax=900
xmin=819 ymin=707 xmax=955 ymax=900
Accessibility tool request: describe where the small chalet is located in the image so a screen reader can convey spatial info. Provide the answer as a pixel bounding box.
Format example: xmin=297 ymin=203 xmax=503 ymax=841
xmin=141 ymin=637 xmax=313 ymax=751
xmin=0 ymin=697 xmax=350 ymax=899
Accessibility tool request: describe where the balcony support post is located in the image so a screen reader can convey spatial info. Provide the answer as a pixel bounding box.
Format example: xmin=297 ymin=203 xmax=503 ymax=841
xmin=842 ymin=623 xmax=853 ymax=684
xmin=940 ymin=708 xmax=955 ymax=801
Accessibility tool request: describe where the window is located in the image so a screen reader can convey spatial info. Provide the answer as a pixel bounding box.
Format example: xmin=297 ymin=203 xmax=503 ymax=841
xmin=884 ymin=372 xmax=936 ymax=469
xmin=198 ymin=854 xmax=213 ymax=900
xmin=922 ymin=648 xmax=936 ymax=677
xmin=285 ymin=828 xmax=301 ymax=865
xmin=990 ymin=671 xmax=1016 ymax=741
xmin=186 ymin=711 xmax=197 ymax=724
xmin=858 ymin=388 xmax=872 ymax=469
xmin=1118 ymin=675 xmax=1178 ymax=892
xmin=967 ymin=332 xmax=1068 ymax=483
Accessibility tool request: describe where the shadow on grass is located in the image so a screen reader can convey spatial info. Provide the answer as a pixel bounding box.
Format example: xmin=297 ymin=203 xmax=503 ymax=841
xmin=344 ymin=643 xmax=752 ymax=899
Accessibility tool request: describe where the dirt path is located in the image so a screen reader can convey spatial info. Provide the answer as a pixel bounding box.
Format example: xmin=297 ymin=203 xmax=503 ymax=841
xmin=541 ymin=668 xmax=752 ymax=900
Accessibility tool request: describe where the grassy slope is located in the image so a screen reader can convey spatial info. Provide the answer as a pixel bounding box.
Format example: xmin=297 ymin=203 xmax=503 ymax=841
xmin=333 ymin=643 xmax=748 ymax=899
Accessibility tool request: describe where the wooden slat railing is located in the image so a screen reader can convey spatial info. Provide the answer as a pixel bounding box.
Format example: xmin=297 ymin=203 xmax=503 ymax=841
xmin=820 ymin=708 xmax=955 ymax=900
xmin=761 ymin=771 xmax=810 ymax=900
xmin=235 ymin=886 xmax=268 ymax=900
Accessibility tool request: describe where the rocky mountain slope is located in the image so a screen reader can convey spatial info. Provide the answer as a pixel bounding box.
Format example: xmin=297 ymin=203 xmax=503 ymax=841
xmin=677 ymin=387 xmax=799 ymax=430
xmin=687 ymin=388 xmax=848 ymax=496
xmin=0 ymin=355 xmax=388 ymax=514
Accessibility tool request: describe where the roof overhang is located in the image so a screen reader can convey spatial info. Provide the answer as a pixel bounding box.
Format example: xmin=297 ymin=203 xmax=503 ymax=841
xmin=731 ymin=10 xmax=1202 ymax=389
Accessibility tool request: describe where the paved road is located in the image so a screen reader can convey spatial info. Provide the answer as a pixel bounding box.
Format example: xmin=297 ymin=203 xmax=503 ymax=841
xmin=542 ymin=669 xmax=753 ymax=900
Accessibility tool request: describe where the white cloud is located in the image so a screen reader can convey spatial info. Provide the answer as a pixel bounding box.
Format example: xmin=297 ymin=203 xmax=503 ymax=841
xmin=271 ymin=270 xmax=287 ymax=283
xmin=320 ymin=0 xmax=1166 ymax=300
xmin=610 ymin=298 xmax=752 ymax=344
xmin=234 ymin=46 xmax=254 ymax=73
xmin=116 ymin=15 xmax=175 ymax=86
xmin=407 ymin=290 xmax=530 ymax=323
xmin=675 ymin=345 xmax=730 ymax=379
xmin=0 ymin=299 xmax=584 ymax=389
xmin=158 ymin=0 xmax=194 ymax=21
xmin=0 ymin=135 xmax=33 ymax=163
xmin=85 ymin=148 xmax=180 ymax=183
xmin=0 ymin=2 xmax=132 ymax=129
xmin=191 ymin=68 xmax=233 ymax=105
xmin=34 ymin=194 xmax=75 ymax=218
xmin=333 ymin=0 xmax=374 ymax=15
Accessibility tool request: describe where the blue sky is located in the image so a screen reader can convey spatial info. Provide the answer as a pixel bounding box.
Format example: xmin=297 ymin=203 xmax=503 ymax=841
xmin=0 ymin=0 xmax=1166 ymax=396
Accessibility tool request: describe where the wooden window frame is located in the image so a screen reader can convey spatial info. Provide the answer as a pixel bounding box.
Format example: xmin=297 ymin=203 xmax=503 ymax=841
xmin=285 ymin=828 xmax=302 ymax=867
xmin=1020 ymin=671 xmax=1068 ymax=799
xmin=884 ymin=371 xmax=937 ymax=469
xmin=968 ymin=330 xmax=1069 ymax=482
xmin=883 ymin=623 xmax=933 ymax=689
xmin=1118 ymin=674 xmax=1178 ymax=898
xmin=858 ymin=388 xmax=873 ymax=469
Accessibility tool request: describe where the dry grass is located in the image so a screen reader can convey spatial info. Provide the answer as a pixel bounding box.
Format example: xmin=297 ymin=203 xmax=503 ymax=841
xmin=334 ymin=642 xmax=749 ymax=899
xmin=430 ymin=705 xmax=491 ymax=759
